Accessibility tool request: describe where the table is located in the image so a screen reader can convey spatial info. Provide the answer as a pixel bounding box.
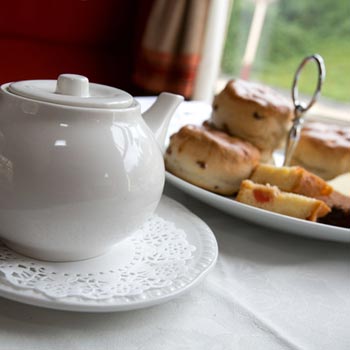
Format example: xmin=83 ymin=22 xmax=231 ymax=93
xmin=1 ymin=182 xmax=350 ymax=349
xmin=1 ymin=99 xmax=350 ymax=349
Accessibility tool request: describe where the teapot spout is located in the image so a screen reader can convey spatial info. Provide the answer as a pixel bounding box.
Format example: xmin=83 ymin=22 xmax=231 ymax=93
xmin=142 ymin=92 xmax=183 ymax=152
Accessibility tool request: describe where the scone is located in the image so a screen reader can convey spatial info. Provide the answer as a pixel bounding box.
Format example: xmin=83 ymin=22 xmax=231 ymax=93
xmin=250 ymin=164 xmax=333 ymax=198
xmin=290 ymin=122 xmax=350 ymax=180
xmin=236 ymin=180 xmax=330 ymax=221
xmin=210 ymin=79 xmax=293 ymax=162
xmin=165 ymin=124 xmax=260 ymax=195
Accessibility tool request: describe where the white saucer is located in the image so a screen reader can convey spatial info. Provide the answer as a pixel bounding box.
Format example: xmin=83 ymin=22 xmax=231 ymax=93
xmin=0 ymin=196 xmax=218 ymax=312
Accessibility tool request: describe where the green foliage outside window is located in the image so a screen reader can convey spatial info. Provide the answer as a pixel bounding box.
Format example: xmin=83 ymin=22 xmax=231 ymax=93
xmin=221 ymin=0 xmax=350 ymax=102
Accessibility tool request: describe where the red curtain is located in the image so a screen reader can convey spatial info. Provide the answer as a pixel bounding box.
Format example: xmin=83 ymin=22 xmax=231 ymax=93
xmin=0 ymin=0 xmax=154 ymax=94
xmin=133 ymin=0 xmax=210 ymax=99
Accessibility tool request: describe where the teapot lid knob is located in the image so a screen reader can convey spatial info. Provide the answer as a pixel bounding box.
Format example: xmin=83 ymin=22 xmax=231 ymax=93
xmin=55 ymin=74 xmax=89 ymax=97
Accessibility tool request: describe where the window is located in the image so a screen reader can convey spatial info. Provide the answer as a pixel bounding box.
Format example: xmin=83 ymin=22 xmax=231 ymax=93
xmin=219 ymin=0 xmax=350 ymax=122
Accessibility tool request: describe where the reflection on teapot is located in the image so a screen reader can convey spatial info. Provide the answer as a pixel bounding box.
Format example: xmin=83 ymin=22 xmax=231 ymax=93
xmin=0 ymin=74 xmax=183 ymax=261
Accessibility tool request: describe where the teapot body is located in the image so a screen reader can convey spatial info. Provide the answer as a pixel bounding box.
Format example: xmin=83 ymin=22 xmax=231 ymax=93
xmin=0 ymin=85 xmax=165 ymax=261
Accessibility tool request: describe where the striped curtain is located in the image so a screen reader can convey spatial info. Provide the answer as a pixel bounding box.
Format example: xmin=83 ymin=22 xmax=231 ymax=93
xmin=133 ymin=0 xmax=210 ymax=99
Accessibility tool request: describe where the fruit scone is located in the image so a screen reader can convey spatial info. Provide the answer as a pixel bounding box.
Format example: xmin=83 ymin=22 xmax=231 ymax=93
xmin=165 ymin=123 xmax=260 ymax=195
xmin=290 ymin=121 xmax=350 ymax=180
xmin=210 ymin=79 xmax=293 ymax=163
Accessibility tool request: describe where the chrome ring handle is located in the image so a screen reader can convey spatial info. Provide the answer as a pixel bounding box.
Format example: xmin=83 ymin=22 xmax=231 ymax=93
xmin=291 ymin=54 xmax=326 ymax=120
xmin=283 ymin=54 xmax=326 ymax=166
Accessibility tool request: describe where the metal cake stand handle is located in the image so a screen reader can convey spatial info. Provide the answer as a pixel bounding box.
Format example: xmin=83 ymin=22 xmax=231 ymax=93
xmin=283 ymin=54 xmax=326 ymax=166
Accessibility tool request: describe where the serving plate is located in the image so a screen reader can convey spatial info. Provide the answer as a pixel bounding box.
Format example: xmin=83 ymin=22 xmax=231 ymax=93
xmin=136 ymin=97 xmax=349 ymax=242
xmin=166 ymin=171 xmax=350 ymax=243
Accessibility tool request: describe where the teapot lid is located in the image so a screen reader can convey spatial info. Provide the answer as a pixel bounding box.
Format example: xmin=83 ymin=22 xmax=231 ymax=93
xmin=7 ymin=74 xmax=134 ymax=109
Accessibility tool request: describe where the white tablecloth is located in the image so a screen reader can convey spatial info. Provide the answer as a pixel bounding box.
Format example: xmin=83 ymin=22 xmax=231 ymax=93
xmin=1 ymin=99 xmax=350 ymax=349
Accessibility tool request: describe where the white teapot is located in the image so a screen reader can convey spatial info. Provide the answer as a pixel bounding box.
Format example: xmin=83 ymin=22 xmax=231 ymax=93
xmin=0 ymin=74 xmax=183 ymax=261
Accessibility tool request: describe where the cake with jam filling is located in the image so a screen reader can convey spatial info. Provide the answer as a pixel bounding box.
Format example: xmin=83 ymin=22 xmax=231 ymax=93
xmin=236 ymin=180 xmax=331 ymax=222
